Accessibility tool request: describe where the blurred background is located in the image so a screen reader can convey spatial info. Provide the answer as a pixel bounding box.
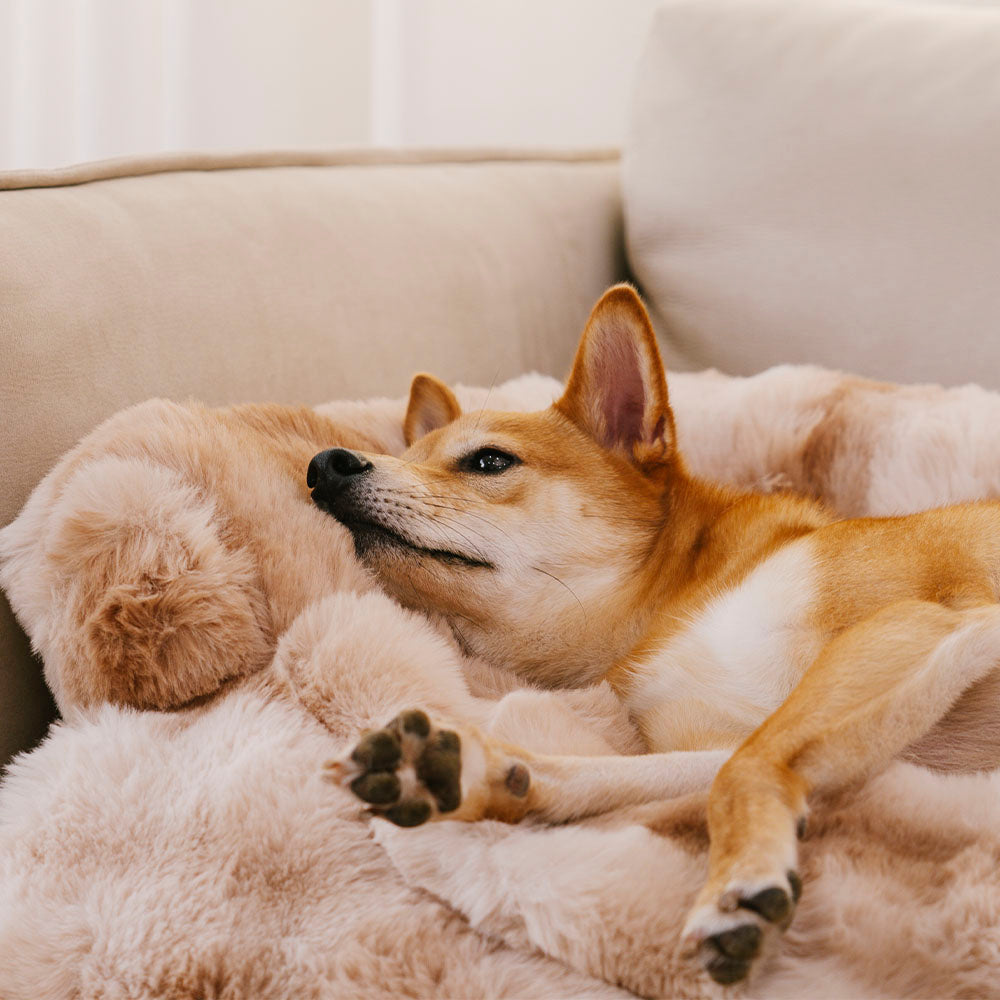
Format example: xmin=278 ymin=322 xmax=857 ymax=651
xmin=0 ymin=0 xmax=662 ymax=170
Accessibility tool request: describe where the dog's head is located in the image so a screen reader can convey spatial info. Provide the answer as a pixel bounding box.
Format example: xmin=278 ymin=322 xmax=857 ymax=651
xmin=309 ymin=285 xmax=681 ymax=685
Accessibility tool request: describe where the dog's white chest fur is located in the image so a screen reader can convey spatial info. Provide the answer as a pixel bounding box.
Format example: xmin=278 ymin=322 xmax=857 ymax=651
xmin=627 ymin=539 xmax=822 ymax=751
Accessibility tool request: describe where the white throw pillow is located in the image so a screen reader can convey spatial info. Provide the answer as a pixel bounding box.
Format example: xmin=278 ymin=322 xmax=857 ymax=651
xmin=625 ymin=0 xmax=1000 ymax=387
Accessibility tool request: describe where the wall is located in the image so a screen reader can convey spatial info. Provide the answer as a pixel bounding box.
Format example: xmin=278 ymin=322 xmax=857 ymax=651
xmin=0 ymin=0 xmax=659 ymax=170
xmin=374 ymin=0 xmax=662 ymax=147
xmin=0 ymin=0 xmax=372 ymax=170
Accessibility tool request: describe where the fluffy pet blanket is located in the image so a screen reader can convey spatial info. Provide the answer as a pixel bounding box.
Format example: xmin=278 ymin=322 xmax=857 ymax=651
xmin=3 ymin=367 xmax=1000 ymax=999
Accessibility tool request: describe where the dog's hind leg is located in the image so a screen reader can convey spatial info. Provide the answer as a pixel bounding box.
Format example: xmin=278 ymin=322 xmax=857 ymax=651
xmin=681 ymin=599 xmax=1000 ymax=986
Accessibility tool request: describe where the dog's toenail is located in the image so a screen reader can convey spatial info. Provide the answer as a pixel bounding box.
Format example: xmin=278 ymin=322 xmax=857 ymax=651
xmin=505 ymin=763 xmax=530 ymax=797
xmin=740 ymin=886 xmax=791 ymax=924
xmin=797 ymin=816 xmax=807 ymax=839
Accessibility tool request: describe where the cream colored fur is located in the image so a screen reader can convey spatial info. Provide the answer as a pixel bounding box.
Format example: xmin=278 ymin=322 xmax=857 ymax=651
xmin=4 ymin=367 xmax=1000 ymax=998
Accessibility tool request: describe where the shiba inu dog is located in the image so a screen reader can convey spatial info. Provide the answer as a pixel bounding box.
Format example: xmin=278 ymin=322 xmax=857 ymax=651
xmin=315 ymin=285 xmax=1000 ymax=985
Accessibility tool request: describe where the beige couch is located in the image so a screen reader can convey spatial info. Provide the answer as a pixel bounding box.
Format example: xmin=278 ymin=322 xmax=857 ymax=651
xmin=0 ymin=149 xmax=625 ymax=770
xmin=8 ymin=0 xmax=1000 ymax=772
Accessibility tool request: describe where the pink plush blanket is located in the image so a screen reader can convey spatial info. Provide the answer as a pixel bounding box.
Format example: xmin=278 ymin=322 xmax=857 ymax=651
xmin=2 ymin=367 xmax=1000 ymax=999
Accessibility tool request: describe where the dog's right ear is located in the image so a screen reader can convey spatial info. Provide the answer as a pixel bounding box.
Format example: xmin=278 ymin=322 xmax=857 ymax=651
xmin=404 ymin=373 xmax=462 ymax=446
xmin=555 ymin=284 xmax=675 ymax=468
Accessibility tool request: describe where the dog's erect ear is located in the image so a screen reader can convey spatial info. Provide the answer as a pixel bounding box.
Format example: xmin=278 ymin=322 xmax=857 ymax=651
xmin=404 ymin=373 xmax=462 ymax=446
xmin=555 ymin=284 xmax=675 ymax=466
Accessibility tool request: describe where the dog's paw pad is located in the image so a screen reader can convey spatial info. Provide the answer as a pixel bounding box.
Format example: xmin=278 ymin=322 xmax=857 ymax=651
xmin=351 ymin=729 xmax=402 ymax=772
xmin=711 ymin=924 xmax=762 ymax=961
xmin=505 ymin=762 xmax=531 ymax=797
xmin=684 ymin=870 xmax=803 ymax=985
xmin=415 ymin=730 xmax=463 ymax=812
xmin=788 ymin=869 xmax=803 ymax=902
xmin=704 ymin=923 xmax=763 ymax=984
xmin=683 ymin=911 xmax=766 ymax=987
xmin=397 ymin=708 xmax=432 ymax=737
xmin=735 ymin=870 xmax=801 ymax=927
xmin=704 ymin=924 xmax=760 ymax=985
xmin=327 ymin=709 xmax=462 ymax=826
xmin=384 ymin=799 xmax=433 ymax=827
xmin=349 ymin=771 xmax=401 ymax=805
xmin=740 ymin=885 xmax=792 ymax=924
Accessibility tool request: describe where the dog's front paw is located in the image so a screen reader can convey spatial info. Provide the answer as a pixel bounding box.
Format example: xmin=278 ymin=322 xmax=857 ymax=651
xmin=681 ymin=869 xmax=802 ymax=985
xmin=325 ymin=709 xmax=463 ymax=826
xmin=326 ymin=708 xmax=534 ymax=825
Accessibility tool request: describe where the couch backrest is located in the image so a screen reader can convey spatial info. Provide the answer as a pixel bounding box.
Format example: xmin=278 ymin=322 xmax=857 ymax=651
xmin=0 ymin=148 xmax=625 ymax=768
xmin=625 ymin=0 xmax=1000 ymax=386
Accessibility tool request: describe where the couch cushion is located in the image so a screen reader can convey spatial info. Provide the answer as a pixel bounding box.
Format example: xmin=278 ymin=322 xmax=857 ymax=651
xmin=1 ymin=150 xmax=622 ymax=531
xmin=625 ymin=0 xmax=1000 ymax=386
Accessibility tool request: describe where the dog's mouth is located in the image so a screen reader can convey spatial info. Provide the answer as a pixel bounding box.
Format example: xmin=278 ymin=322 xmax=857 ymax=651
xmin=314 ymin=496 xmax=494 ymax=571
xmin=345 ymin=517 xmax=495 ymax=570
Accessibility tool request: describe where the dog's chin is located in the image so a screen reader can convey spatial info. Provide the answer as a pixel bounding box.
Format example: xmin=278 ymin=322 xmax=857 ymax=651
xmin=314 ymin=497 xmax=495 ymax=572
xmin=352 ymin=520 xmax=494 ymax=570
xmin=346 ymin=519 xmax=414 ymax=563
xmin=314 ymin=507 xmax=412 ymax=563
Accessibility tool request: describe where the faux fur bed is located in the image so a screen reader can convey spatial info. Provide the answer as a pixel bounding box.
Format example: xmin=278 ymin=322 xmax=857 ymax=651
xmin=3 ymin=367 xmax=1000 ymax=999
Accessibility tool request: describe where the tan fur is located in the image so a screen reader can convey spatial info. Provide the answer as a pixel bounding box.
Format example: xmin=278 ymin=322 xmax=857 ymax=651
xmin=0 ymin=399 xmax=384 ymax=711
xmin=324 ymin=284 xmax=1000 ymax=985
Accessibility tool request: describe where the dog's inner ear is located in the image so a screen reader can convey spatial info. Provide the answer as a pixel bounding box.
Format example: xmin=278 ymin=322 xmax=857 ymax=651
xmin=404 ymin=373 xmax=462 ymax=446
xmin=555 ymin=284 xmax=674 ymax=466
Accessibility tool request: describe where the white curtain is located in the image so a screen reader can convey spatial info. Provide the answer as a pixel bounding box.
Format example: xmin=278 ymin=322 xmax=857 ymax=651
xmin=0 ymin=0 xmax=373 ymax=171
xmin=0 ymin=0 xmax=657 ymax=171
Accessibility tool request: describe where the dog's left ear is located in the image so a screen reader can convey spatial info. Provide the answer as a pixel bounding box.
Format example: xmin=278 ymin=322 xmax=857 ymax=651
xmin=555 ymin=284 xmax=675 ymax=467
xmin=404 ymin=373 xmax=462 ymax=446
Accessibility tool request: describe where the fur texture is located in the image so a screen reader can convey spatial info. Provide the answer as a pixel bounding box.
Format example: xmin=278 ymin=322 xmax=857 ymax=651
xmin=4 ymin=366 xmax=1000 ymax=997
xmin=318 ymin=288 xmax=1000 ymax=986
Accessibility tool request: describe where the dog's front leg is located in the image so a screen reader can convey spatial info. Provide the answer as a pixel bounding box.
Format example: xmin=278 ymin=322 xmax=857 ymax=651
xmin=682 ymin=599 xmax=1000 ymax=986
xmin=516 ymin=746 xmax=730 ymax=822
xmin=327 ymin=707 xmax=730 ymax=826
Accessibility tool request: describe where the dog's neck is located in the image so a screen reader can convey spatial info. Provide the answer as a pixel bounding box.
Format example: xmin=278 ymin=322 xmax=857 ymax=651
xmin=605 ymin=462 xmax=829 ymax=689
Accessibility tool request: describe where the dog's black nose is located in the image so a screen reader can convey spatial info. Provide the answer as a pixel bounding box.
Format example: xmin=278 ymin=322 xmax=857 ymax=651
xmin=308 ymin=448 xmax=373 ymax=497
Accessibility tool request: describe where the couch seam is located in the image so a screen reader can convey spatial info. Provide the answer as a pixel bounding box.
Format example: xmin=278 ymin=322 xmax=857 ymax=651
xmin=0 ymin=147 xmax=621 ymax=192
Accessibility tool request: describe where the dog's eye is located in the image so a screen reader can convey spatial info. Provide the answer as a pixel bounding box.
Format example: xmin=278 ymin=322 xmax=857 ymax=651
xmin=462 ymin=448 xmax=519 ymax=475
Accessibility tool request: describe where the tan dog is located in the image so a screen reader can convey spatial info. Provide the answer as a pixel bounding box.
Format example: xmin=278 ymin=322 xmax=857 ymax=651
xmin=319 ymin=285 xmax=1000 ymax=985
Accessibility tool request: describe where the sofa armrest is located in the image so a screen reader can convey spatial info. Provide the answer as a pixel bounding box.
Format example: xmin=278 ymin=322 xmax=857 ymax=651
xmin=0 ymin=148 xmax=624 ymax=768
